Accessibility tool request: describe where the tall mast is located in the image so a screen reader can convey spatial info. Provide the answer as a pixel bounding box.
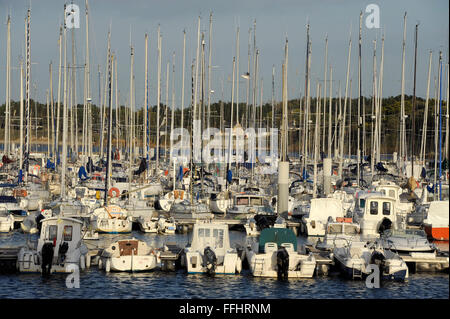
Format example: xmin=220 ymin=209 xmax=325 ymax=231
xmin=235 ymin=26 xmax=240 ymax=125
xmin=105 ymin=52 xmax=113 ymax=204
xmin=24 ymin=9 xmax=31 ymax=176
xmin=313 ymin=82 xmax=320 ymax=198
xmin=144 ymin=33 xmax=148 ymax=161
xmin=156 ymin=26 xmax=161 ymax=177
xmin=338 ymin=32 xmax=352 ymax=178
xmin=85 ymin=0 xmax=92 ymax=159
xmin=376 ymin=33 xmax=385 ymax=163
xmin=400 ymin=12 xmax=407 ymax=171
xmin=420 ymin=51 xmax=432 ymax=165
xmin=19 ymin=60 xmax=24 ymax=170
xmin=207 ymin=12 xmax=213 ymax=130
xmin=328 ymin=66 xmax=333 ymax=158
xmin=411 ymin=24 xmax=418 ymax=177
xmin=129 ymin=45 xmax=134 ymax=187
xmin=181 ymin=30 xmax=186 ymax=161
xmin=61 ymin=15 xmax=68 ymax=200
xmin=322 ymin=35 xmax=328 ymax=154
xmin=371 ymin=39 xmax=377 ymax=179
xmin=4 ymin=15 xmax=11 ymax=155
xmin=357 ymin=11 xmax=362 ymax=187
xmin=170 ymin=52 xmax=176 ymax=165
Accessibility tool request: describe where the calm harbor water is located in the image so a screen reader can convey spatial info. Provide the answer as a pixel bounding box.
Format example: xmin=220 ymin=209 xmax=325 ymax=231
xmin=0 ymin=230 xmax=448 ymax=299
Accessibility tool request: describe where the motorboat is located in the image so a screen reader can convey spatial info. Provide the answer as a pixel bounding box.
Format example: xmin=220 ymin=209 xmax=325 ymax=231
xmin=301 ymin=198 xmax=345 ymax=236
xmin=244 ymin=228 xmax=316 ymax=279
xmin=17 ymin=217 xmax=89 ymax=274
xmin=226 ymin=192 xmax=274 ymax=218
xmin=157 ymin=216 xmax=177 ymax=234
xmin=156 ymin=189 xmax=191 ymax=212
xmin=244 ymin=214 xmax=287 ymax=237
xmin=0 ymin=207 xmax=14 ymax=232
xmin=422 ymin=201 xmax=449 ymax=241
xmin=98 ymin=238 xmax=158 ymax=272
xmin=0 ymin=195 xmax=28 ymax=223
xmin=351 ymin=193 xmax=399 ymax=237
xmin=137 ymin=211 xmax=159 ymax=233
xmin=169 ymin=200 xmax=214 ymax=220
xmin=184 ymin=221 xmax=242 ymax=275
xmin=91 ymin=205 xmax=132 ymax=234
xmin=378 ymin=229 xmax=436 ymax=254
xmin=333 ymin=240 xmax=409 ymax=281
xmin=315 ymin=217 xmax=360 ymax=251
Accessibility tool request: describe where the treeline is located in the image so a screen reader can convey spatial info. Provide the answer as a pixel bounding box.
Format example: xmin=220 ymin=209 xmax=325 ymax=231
xmin=0 ymin=94 xmax=448 ymax=157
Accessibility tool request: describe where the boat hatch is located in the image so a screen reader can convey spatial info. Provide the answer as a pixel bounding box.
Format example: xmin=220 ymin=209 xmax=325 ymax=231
xmin=118 ymin=240 xmax=139 ymax=256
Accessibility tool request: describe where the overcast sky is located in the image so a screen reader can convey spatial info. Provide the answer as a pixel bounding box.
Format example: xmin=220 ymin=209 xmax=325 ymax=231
xmin=0 ymin=0 xmax=448 ymax=109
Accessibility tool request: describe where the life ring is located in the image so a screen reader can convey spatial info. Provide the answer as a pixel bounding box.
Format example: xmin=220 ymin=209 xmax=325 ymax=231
xmin=174 ymin=190 xmax=179 ymax=199
xmin=108 ymin=187 xmax=120 ymax=198
xmin=179 ymin=190 xmax=184 ymax=200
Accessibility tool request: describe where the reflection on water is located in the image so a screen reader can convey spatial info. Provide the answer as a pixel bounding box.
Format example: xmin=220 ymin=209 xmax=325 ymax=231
xmin=0 ymin=230 xmax=448 ymax=299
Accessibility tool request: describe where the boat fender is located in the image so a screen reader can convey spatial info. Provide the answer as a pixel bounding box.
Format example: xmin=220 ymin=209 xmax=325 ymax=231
xmin=105 ymin=259 xmax=111 ymax=272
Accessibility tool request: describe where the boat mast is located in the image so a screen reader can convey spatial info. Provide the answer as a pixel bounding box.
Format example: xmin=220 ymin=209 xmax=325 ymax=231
xmin=328 ymin=66 xmax=333 ymax=158
xmin=61 ymin=14 xmax=68 ymax=200
xmin=313 ymin=82 xmax=320 ymax=198
xmin=420 ymin=51 xmax=432 ymax=165
xmin=19 ymin=60 xmax=24 ymax=171
xmin=357 ymin=11 xmax=362 ymax=187
xmin=156 ymin=25 xmax=161 ymax=178
xmin=226 ymin=57 xmax=235 ymax=190
xmin=207 ymin=12 xmax=213 ymax=130
xmin=144 ymin=33 xmax=148 ymax=162
xmin=181 ymin=30 xmax=186 ymax=162
xmin=24 ymin=9 xmax=31 ymax=178
xmin=4 ymin=15 xmax=11 ymax=155
xmin=371 ymin=39 xmax=377 ymax=179
xmin=105 ymin=51 xmax=113 ymax=204
xmin=322 ymin=35 xmax=328 ymax=155
xmin=411 ymin=24 xmax=418 ymax=178
xmin=338 ymin=32 xmax=352 ymax=178
xmin=399 ymin=12 xmax=407 ymax=172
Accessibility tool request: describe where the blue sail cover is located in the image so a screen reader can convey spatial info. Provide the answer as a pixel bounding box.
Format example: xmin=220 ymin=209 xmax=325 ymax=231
xmin=78 ymin=166 xmax=88 ymax=181
xmin=227 ymin=169 xmax=233 ymax=183
xmin=46 ymin=159 xmax=55 ymax=170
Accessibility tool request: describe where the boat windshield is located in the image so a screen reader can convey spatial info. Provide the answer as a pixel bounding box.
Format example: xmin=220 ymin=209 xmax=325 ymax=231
xmin=236 ymin=197 xmax=249 ymax=205
xmin=250 ymin=197 xmax=262 ymax=206
xmin=389 ymin=229 xmax=427 ymax=238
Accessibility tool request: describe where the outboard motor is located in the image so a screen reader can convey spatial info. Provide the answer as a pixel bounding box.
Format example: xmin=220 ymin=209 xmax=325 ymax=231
xmin=378 ymin=218 xmax=392 ymax=234
xmin=58 ymin=242 xmax=69 ymax=264
xmin=202 ymin=246 xmax=217 ymax=276
xmin=276 ymin=246 xmax=289 ymax=280
xmin=41 ymin=242 xmax=54 ymax=277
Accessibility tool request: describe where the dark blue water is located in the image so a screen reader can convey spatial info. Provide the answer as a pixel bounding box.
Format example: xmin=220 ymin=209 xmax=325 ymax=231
xmin=0 ymin=230 xmax=448 ymax=299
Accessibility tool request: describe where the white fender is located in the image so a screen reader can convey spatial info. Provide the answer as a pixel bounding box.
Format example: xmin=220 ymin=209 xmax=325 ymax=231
xmin=80 ymin=256 xmax=86 ymax=271
xmin=105 ymin=259 xmax=111 ymax=272
xmin=85 ymin=254 xmax=91 ymax=269
xmin=236 ymin=257 xmax=242 ymax=274
xmin=98 ymin=258 xmax=103 ymax=270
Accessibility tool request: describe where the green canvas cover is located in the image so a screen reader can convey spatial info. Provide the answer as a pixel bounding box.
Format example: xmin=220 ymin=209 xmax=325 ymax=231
xmin=258 ymin=228 xmax=297 ymax=253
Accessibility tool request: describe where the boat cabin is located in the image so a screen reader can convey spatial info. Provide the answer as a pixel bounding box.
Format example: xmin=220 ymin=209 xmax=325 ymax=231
xmin=190 ymin=222 xmax=231 ymax=258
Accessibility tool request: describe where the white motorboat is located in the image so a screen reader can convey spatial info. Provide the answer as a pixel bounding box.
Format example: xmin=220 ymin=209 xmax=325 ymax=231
xmin=0 ymin=207 xmax=14 ymax=232
xmin=0 ymin=194 xmax=28 ymax=223
xmin=137 ymin=213 xmax=159 ymax=233
xmin=98 ymin=238 xmax=158 ymax=272
xmin=17 ymin=217 xmax=89 ymax=274
xmin=351 ymin=194 xmax=399 ymax=237
xmin=315 ymin=217 xmax=360 ymax=251
xmin=91 ymin=205 xmax=132 ymax=234
xmin=378 ymin=229 xmax=436 ymax=254
xmin=158 ymin=216 xmax=177 ymax=234
xmin=245 ymin=228 xmax=316 ymax=279
xmin=301 ymin=198 xmax=345 ymax=236
xmin=184 ymin=221 xmax=242 ymax=275
xmin=333 ymin=240 xmax=409 ymax=281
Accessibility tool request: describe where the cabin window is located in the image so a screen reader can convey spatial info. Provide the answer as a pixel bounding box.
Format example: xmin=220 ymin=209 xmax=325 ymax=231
xmin=370 ymin=201 xmax=378 ymax=215
xmin=359 ymin=199 xmax=366 ymax=209
xmin=328 ymin=224 xmax=343 ymax=234
xmin=250 ymin=197 xmax=262 ymax=206
xmin=389 ymin=190 xmax=396 ymax=198
xmin=46 ymin=225 xmax=58 ymax=241
xmin=382 ymin=202 xmax=391 ymax=215
xmin=63 ymin=225 xmax=73 ymax=241
xmin=237 ymin=197 xmax=249 ymax=205
xmin=204 ymin=229 xmax=210 ymax=238
xmin=198 ymin=228 xmax=204 ymax=237
xmin=344 ymin=225 xmax=358 ymax=235
xmin=213 ymin=229 xmax=224 ymax=248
